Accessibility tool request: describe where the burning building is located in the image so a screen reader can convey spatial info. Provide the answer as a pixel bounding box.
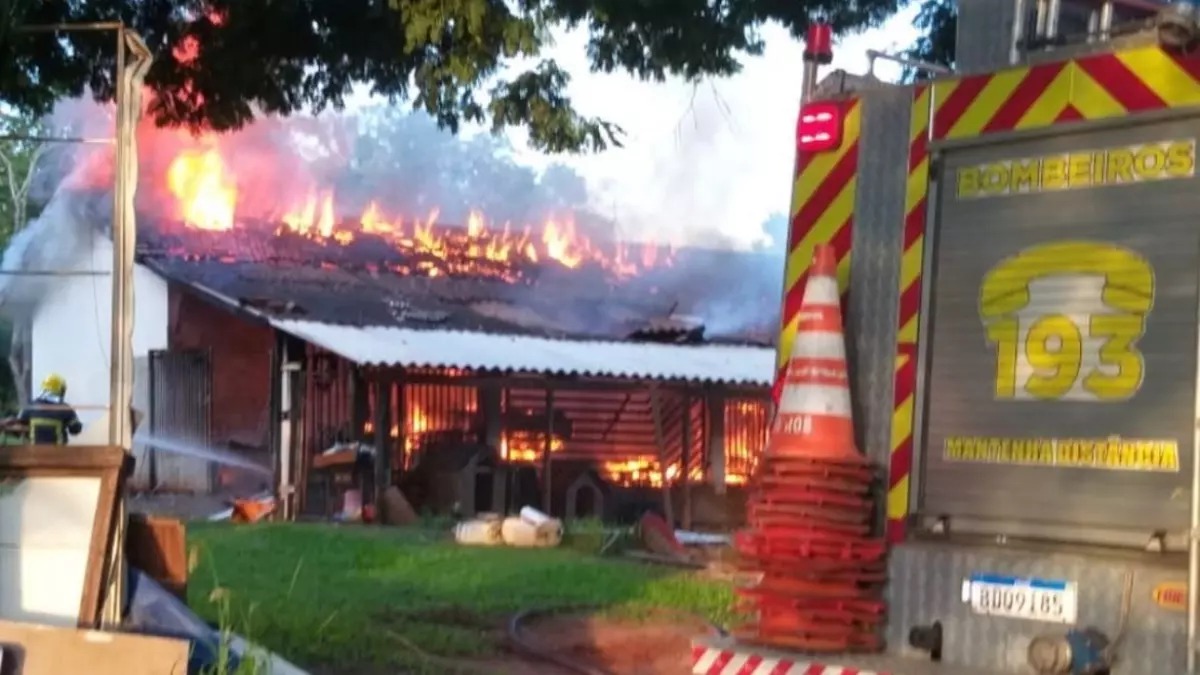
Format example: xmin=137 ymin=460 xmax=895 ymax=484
xmin=12 ymin=110 xmax=778 ymax=526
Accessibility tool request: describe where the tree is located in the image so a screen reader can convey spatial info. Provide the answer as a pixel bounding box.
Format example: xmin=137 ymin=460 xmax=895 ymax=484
xmin=331 ymin=105 xmax=616 ymax=240
xmin=903 ymin=0 xmax=957 ymax=78
xmin=0 ymin=111 xmax=54 ymax=408
xmin=0 ymin=113 xmax=50 ymax=242
xmin=0 ymin=0 xmax=903 ymax=154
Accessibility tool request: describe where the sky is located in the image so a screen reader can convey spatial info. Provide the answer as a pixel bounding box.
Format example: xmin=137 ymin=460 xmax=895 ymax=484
xmin=340 ymin=7 xmax=924 ymax=249
xmin=499 ymin=6 xmax=924 ymax=248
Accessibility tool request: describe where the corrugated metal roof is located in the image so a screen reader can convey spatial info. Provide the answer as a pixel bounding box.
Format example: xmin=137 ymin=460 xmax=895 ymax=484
xmin=270 ymin=319 xmax=776 ymax=386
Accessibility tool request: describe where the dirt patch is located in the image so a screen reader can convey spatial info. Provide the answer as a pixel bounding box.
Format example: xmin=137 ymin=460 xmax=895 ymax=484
xmin=314 ymin=611 xmax=707 ymax=674
xmin=518 ymin=613 xmax=712 ymax=675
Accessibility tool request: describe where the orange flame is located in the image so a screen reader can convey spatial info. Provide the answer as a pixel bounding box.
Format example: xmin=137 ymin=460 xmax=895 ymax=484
xmin=361 ymin=398 xmax=750 ymax=487
xmin=500 ymin=431 xmax=565 ymax=463
xmin=166 ymin=148 xmax=237 ymax=231
xmin=161 ymin=143 xmax=673 ymax=280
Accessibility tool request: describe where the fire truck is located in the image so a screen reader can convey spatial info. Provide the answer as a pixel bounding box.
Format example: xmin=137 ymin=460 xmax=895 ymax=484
xmin=694 ymin=1 xmax=1200 ymax=674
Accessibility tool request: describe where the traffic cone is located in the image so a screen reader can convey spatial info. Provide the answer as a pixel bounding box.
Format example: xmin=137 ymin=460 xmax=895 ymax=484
xmin=769 ymin=244 xmax=860 ymax=463
xmin=734 ymin=243 xmax=887 ymax=654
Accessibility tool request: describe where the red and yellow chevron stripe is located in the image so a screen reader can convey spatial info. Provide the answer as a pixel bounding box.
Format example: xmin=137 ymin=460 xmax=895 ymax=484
xmin=775 ymin=98 xmax=861 ymax=402
xmin=932 ymin=45 xmax=1200 ymax=141
xmin=886 ymin=84 xmax=935 ymax=543
xmin=885 ymin=45 xmax=1200 ymax=541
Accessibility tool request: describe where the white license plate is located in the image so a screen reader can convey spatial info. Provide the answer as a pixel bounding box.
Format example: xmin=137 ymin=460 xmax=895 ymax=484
xmin=965 ymin=575 xmax=1077 ymax=624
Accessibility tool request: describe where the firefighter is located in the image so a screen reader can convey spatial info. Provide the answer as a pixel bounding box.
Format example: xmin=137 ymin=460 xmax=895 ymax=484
xmin=17 ymin=374 xmax=83 ymax=445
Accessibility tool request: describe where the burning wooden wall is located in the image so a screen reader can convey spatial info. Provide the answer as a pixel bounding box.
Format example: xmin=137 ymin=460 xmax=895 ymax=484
xmin=295 ymin=345 xmax=767 ymax=521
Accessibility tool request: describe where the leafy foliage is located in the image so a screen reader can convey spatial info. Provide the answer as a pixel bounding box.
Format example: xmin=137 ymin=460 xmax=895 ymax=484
xmin=0 ymin=0 xmax=903 ymax=153
xmin=0 ymin=112 xmax=51 ymax=242
xmin=902 ymin=0 xmax=957 ymax=80
xmin=0 ymin=110 xmax=53 ymax=410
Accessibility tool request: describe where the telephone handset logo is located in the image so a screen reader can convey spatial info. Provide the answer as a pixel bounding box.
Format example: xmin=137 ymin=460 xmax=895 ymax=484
xmin=978 ymin=240 xmax=1154 ymax=402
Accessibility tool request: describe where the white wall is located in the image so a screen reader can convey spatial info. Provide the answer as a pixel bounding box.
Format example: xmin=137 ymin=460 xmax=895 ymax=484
xmin=30 ymin=231 xmax=169 ymax=446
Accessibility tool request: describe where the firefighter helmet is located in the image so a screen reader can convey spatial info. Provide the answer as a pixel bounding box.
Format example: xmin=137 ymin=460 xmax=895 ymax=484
xmin=41 ymin=373 xmax=67 ymax=398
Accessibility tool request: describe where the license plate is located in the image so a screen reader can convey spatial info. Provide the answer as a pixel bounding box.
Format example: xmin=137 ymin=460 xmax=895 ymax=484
xmin=964 ymin=574 xmax=1077 ymax=624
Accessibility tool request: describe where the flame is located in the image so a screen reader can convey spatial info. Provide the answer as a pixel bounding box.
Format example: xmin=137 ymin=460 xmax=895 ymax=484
xmin=600 ymin=457 xmax=705 ymax=489
xmin=500 ymin=431 xmax=565 ymax=463
xmin=161 ymin=143 xmax=673 ymax=280
xmin=172 ymin=35 xmax=202 ymax=65
xmin=361 ymin=397 xmax=751 ymax=487
xmin=166 ymin=148 xmax=237 ymax=231
xmin=282 ymin=191 xmax=335 ymax=239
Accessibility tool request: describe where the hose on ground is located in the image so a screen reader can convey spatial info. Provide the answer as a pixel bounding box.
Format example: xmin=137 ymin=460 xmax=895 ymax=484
xmin=506 ymin=605 xmax=728 ymax=675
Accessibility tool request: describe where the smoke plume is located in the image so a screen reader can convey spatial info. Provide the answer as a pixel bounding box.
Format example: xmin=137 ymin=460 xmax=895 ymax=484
xmin=1 ymin=96 xmax=782 ymax=341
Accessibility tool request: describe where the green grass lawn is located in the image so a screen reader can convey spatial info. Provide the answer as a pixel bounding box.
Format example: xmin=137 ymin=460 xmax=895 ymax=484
xmin=187 ymin=522 xmax=734 ymax=672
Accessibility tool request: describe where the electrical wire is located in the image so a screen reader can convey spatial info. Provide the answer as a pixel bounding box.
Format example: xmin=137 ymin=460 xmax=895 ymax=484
xmin=507 ymin=605 xmax=727 ymax=675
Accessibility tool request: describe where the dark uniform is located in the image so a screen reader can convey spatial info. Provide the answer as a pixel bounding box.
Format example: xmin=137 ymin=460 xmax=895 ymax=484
xmin=18 ymin=394 xmax=83 ymax=445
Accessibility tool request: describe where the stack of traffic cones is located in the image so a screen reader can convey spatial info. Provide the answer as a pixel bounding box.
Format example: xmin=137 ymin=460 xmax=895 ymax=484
xmin=733 ymin=244 xmax=887 ymax=653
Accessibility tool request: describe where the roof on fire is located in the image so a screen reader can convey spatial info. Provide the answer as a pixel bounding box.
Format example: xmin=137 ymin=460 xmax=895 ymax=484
xmin=137 ymin=231 xmax=781 ymax=386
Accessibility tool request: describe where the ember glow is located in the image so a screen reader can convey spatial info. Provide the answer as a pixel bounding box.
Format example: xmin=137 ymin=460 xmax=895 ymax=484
xmin=159 ymin=141 xmax=673 ymax=281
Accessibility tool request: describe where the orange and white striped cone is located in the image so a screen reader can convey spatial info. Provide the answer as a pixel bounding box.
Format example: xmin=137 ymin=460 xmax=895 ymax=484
xmin=767 ymin=244 xmax=861 ymax=463
xmin=735 ymin=243 xmax=887 ymax=654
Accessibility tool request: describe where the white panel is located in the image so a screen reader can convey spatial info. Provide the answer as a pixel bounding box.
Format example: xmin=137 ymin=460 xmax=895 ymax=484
xmin=30 ymin=232 xmax=169 ymax=446
xmin=0 ymin=476 xmax=100 ymax=626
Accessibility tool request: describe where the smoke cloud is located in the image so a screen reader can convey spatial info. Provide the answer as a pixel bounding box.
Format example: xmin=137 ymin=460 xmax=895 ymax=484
xmin=1 ymin=96 xmax=782 ymax=341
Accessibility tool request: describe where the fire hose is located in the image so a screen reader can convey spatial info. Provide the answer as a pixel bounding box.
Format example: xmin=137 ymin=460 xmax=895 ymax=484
xmin=506 ymin=605 xmax=728 ymax=675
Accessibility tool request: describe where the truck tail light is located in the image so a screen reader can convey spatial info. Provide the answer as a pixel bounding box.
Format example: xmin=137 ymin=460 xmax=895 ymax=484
xmin=796 ymin=101 xmax=844 ymax=153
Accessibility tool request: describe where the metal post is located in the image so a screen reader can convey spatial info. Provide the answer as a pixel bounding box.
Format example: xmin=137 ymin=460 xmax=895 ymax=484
xmin=103 ymin=26 xmax=151 ymax=630
xmin=373 ymin=375 xmax=392 ymax=507
xmin=1045 ymin=0 xmax=1063 ymax=40
xmin=541 ymin=388 xmax=554 ymax=514
xmin=681 ymin=391 xmax=692 ymax=530
xmin=707 ymin=391 xmax=726 ymax=494
xmin=1035 ymin=0 xmax=1050 ymax=42
xmin=109 ymin=28 xmax=151 ymax=450
xmin=1099 ymin=1 xmax=1115 ymax=40
xmin=279 ymin=343 xmax=301 ymax=521
xmin=801 ymin=61 xmax=819 ymax=105
xmin=109 ymin=26 xmax=128 ymax=449
xmin=1188 ymin=252 xmax=1200 ymax=672
xmin=1011 ymin=0 xmax=1028 ymax=63
xmin=147 ymin=352 xmax=158 ymax=490
xmin=906 ymin=145 xmax=943 ymax=523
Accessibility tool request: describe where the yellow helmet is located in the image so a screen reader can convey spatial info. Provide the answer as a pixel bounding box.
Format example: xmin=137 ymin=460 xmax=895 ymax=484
xmin=41 ymin=373 xmax=66 ymax=398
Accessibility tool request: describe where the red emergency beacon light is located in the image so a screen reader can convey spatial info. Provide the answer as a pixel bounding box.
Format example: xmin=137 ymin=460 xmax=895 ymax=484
xmin=803 ymin=23 xmax=833 ymax=64
xmin=796 ymin=101 xmax=843 ymax=153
